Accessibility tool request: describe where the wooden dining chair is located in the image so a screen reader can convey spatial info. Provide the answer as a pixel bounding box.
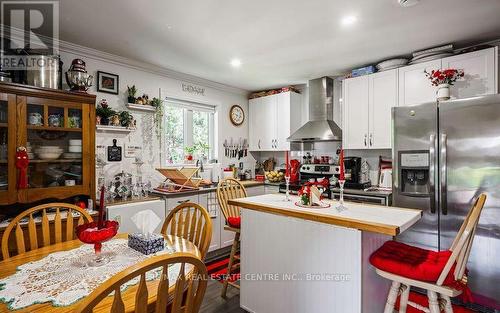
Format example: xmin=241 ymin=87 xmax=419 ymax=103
xmin=216 ymin=178 xmax=247 ymax=298
xmin=370 ymin=193 xmax=487 ymax=313
xmin=1 ymin=203 xmax=93 ymax=259
xmin=161 ymin=202 xmax=212 ymax=260
xmin=75 ymin=252 xmax=208 ymax=313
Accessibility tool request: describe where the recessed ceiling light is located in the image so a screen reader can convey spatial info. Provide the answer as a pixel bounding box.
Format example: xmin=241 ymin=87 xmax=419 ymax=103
xmin=340 ymin=15 xmax=357 ymax=26
xmin=230 ymin=58 xmax=242 ymax=68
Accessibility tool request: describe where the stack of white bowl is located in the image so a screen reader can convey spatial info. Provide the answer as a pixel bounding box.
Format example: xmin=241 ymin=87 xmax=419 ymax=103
xmin=35 ymin=145 xmax=63 ymax=160
xmin=26 ymin=142 xmax=34 ymax=159
xmin=64 ymin=139 xmax=82 ymax=159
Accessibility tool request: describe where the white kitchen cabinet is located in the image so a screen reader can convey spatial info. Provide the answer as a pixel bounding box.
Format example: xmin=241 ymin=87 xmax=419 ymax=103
xmin=246 ymin=185 xmax=265 ymax=197
xmin=264 ymin=184 xmax=280 ymax=194
xmin=248 ymin=96 xmax=268 ymax=150
xmin=343 ymin=75 xmax=370 ymax=149
xmin=249 ymin=92 xmax=301 ymax=151
xmin=398 ymin=59 xmax=441 ymax=107
xmin=220 ymin=215 xmax=235 ymax=247
xmin=343 ymin=69 xmax=398 ymax=150
xmin=441 ymin=47 xmax=498 ymax=99
xmin=199 ymin=192 xmax=221 ymax=253
xmin=107 ymin=199 xmax=166 ymax=234
xmin=369 ymin=69 xmax=398 ymax=149
xmin=165 ymin=194 xmax=199 ymax=213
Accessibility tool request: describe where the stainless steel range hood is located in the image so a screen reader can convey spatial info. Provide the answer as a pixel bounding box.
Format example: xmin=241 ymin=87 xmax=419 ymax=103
xmin=287 ymin=77 xmax=342 ymax=142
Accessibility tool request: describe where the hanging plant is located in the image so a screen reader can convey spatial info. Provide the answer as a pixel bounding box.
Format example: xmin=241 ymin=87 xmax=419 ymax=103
xmin=151 ymin=97 xmax=164 ymax=139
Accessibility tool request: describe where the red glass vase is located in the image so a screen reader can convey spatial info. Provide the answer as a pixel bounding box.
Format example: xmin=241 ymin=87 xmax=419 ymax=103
xmin=76 ymin=220 xmax=119 ymax=266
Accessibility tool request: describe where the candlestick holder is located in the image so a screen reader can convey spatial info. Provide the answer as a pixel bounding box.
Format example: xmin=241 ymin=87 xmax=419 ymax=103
xmin=336 ymin=179 xmax=347 ymax=212
xmin=284 ymin=175 xmax=291 ymax=202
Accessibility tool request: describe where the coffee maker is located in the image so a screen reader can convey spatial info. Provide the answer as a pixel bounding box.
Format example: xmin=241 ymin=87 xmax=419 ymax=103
xmin=342 ymin=157 xmax=371 ymax=189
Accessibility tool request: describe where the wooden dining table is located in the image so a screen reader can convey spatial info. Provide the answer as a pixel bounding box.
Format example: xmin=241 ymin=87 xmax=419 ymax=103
xmin=0 ymin=233 xmax=201 ymax=313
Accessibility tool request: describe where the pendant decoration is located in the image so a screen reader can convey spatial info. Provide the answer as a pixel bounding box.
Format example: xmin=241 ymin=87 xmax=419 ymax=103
xmin=15 ymin=146 xmax=29 ymax=189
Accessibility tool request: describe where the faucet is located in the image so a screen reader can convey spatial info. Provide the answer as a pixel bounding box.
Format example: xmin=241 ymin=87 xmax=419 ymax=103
xmin=196 ymin=159 xmax=204 ymax=173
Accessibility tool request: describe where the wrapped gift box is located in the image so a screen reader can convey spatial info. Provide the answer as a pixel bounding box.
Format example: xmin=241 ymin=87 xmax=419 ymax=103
xmin=128 ymin=233 xmax=165 ymax=255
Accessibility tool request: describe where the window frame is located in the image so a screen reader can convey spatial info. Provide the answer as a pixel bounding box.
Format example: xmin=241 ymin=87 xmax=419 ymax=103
xmin=163 ymin=99 xmax=216 ymax=165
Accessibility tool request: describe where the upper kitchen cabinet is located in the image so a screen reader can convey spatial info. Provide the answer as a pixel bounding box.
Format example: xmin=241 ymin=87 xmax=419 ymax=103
xmin=398 ymin=59 xmax=441 ymax=107
xmin=343 ymin=75 xmax=369 ymax=149
xmin=0 ymin=82 xmax=96 ymax=205
xmin=369 ymin=69 xmax=398 ymax=149
xmin=441 ymin=47 xmax=498 ymax=99
xmin=343 ymin=69 xmax=397 ymax=149
xmin=248 ymin=91 xmax=301 ymax=151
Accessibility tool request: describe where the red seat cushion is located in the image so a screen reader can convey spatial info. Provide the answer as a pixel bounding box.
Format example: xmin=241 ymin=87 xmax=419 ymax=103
xmin=227 ymin=216 xmax=241 ymax=228
xmin=370 ymin=240 xmax=453 ymax=283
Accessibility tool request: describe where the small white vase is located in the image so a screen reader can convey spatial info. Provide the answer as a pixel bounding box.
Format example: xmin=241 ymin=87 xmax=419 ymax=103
xmin=437 ymin=83 xmax=450 ymax=101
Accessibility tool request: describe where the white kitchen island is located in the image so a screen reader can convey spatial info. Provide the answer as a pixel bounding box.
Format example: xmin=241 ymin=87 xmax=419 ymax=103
xmin=228 ymin=194 xmax=422 ymax=313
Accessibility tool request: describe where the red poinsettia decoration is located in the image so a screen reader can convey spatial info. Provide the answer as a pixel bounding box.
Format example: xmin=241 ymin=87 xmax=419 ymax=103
xmin=425 ymin=68 xmax=464 ymax=86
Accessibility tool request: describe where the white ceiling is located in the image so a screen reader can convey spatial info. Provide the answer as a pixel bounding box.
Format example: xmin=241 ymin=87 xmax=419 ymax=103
xmin=59 ymin=0 xmax=500 ymax=91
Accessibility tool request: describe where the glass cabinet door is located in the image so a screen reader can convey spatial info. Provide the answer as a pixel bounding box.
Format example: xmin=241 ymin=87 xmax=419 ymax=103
xmin=0 ymin=96 xmax=9 ymax=190
xmin=25 ymin=98 xmax=83 ymax=189
xmin=0 ymin=93 xmax=15 ymax=204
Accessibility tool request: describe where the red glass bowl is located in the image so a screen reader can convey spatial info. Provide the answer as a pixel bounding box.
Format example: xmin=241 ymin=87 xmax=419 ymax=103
xmin=76 ymin=220 xmax=119 ymax=266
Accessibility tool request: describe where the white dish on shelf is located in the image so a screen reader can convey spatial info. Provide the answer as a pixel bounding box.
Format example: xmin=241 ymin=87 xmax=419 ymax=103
xmin=62 ymin=152 xmax=81 ymax=159
xmin=68 ymin=145 xmax=82 ymax=153
xmin=36 ymin=152 xmax=62 ymax=160
xmin=409 ymin=52 xmax=454 ymax=65
xmin=376 ymin=58 xmax=408 ymax=71
xmin=69 ymin=139 xmax=82 ymax=146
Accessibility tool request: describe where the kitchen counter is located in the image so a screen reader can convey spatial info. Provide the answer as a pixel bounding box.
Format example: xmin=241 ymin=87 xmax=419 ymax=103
xmin=331 ymin=187 xmax=392 ymax=197
xmin=153 ymin=180 xmax=264 ymax=198
xmin=232 ymin=194 xmax=422 ymax=313
xmin=229 ymin=193 xmax=420 ymax=236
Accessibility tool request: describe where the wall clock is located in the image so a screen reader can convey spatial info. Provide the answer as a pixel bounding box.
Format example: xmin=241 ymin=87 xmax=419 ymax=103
xmin=230 ymin=105 xmax=245 ymax=126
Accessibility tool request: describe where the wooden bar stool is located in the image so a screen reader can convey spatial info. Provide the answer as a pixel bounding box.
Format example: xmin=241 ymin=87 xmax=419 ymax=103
xmin=216 ymin=178 xmax=247 ymax=298
xmin=370 ymin=194 xmax=487 ymax=313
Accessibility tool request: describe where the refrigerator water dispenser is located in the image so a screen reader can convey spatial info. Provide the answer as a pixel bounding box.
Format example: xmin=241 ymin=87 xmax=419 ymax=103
xmin=399 ymin=151 xmax=430 ymax=196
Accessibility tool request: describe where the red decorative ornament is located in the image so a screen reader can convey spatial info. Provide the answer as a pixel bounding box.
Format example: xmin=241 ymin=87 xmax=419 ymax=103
xmin=15 ymin=147 xmax=29 ymax=189
xmin=338 ymin=149 xmax=345 ymax=181
xmin=76 ymin=186 xmax=119 ymax=266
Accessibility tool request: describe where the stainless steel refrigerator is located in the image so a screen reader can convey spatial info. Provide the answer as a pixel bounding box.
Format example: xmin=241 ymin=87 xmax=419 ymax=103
xmin=392 ymin=94 xmax=500 ymax=311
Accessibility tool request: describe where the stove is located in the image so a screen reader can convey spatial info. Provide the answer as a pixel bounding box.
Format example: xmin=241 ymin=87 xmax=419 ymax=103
xmin=278 ymin=163 xmax=373 ymax=201
xmin=279 ymin=164 xmax=339 ymax=199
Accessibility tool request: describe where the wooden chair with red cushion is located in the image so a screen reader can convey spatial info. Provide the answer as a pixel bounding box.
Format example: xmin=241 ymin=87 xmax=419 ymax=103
xmin=216 ymin=178 xmax=247 ymax=298
xmin=370 ymin=193 xmax=486 ymax=313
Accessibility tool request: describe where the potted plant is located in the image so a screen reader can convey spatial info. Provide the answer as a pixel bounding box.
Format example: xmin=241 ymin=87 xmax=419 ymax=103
xmin=96 ymin=100 xmax=116 ymax=125
xmin=127 ymin=85 xmax=137 ymax=103
xmin=118 ymin=111 xmax=135 ymax=128
xmin=197 ymin=142 xmax=210 ymax=161
xmin=425 ymin=68 xmax=464 ymax=101
xmin=151 ymin=97 xmax=164 ymax=139
xmin=184 ymin=146 xmax=197 ymax=162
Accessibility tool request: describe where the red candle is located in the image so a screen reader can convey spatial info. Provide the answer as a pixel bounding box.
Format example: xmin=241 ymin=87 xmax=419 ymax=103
xmin=98 ymin=185 xmax=105 ymax=229
xmin=285 ymin=151 xmax=290 ymax=176
xmin=339 ymin=149 xmax=345 ymax=181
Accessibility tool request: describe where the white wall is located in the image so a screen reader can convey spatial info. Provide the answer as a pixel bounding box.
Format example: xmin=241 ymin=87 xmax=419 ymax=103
xmin=59 ymin=47 xmax=253 ymax=187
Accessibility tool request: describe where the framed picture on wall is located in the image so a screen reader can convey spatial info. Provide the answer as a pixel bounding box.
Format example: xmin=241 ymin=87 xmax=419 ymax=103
xmin=97 ymin=71 xmax=119 ymax=94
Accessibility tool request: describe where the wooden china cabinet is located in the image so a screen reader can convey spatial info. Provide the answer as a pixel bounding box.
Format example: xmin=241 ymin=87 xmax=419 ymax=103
xmin=0 ymin=82 xmax=96 ymax=206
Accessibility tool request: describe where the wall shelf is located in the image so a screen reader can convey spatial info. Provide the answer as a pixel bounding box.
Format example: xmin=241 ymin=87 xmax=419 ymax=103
xmin=96 ymin=125 xmax=135 ymax=133
xmin=126 ymin=103 xmax=156 ymax=112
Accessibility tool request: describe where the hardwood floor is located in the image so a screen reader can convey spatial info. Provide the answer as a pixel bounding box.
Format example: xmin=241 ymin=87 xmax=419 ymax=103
xmin=199 ymin=279 xmax=245 ymax=313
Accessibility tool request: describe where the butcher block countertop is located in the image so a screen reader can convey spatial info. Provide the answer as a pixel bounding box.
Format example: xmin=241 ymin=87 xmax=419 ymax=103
xmin=228 ymin=194 xmax=422 ymax=236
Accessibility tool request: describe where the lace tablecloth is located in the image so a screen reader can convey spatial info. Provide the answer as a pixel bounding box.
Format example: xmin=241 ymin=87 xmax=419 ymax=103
xmin=0 ymin=238 xmax=180 ymax=310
